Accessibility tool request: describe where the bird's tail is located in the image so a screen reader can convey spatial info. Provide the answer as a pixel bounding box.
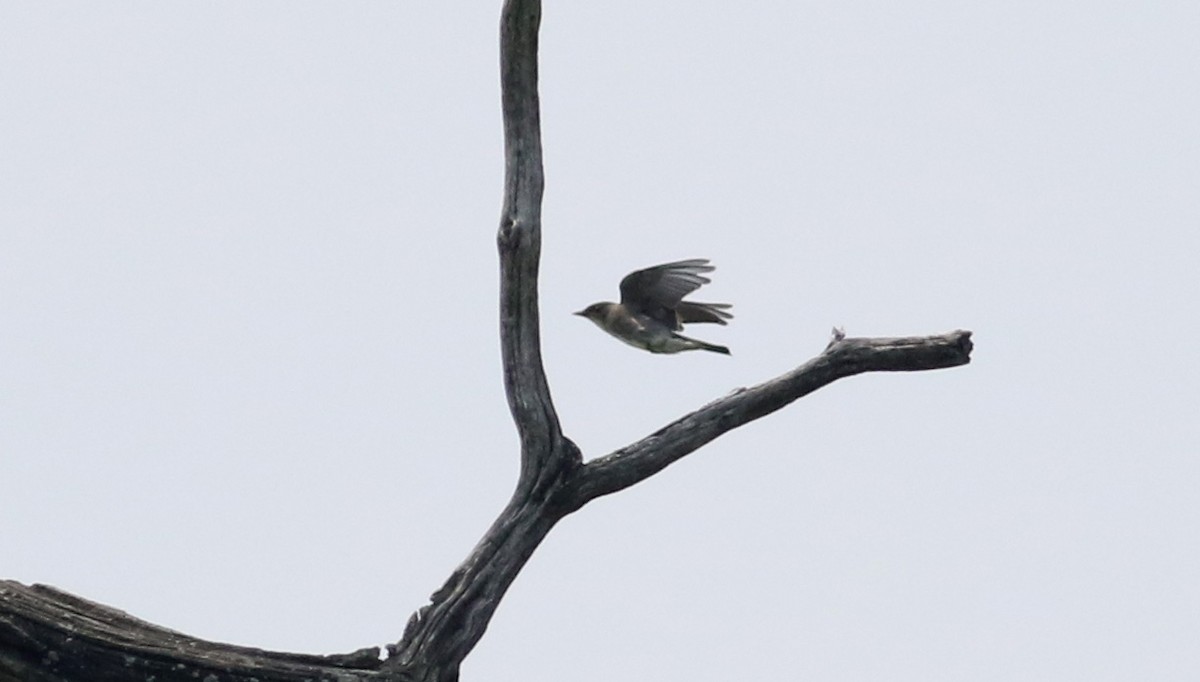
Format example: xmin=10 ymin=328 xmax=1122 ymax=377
xmin=676 ymin=301 xmax=733 ymax=325
xmin=698 ymin=341 xmax=731 ymax=355
xmin=682 ymin=336 xmax=730 ymax=355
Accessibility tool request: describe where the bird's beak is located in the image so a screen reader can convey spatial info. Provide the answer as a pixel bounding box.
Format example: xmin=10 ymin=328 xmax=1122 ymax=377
xmin=573 ymin=310 xmax=586 ymax=317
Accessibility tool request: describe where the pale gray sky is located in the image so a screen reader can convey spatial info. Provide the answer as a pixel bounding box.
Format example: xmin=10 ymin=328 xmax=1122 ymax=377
xmin=3 ymin=3 xmax=1199 ymax=680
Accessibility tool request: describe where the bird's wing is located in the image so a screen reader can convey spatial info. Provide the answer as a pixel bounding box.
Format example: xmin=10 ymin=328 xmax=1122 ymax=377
xmin=619 ymin=259 xmax=716 ymax=328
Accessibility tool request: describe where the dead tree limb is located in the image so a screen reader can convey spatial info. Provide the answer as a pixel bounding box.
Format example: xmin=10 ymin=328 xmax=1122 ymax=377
xmin=566 ymin=331 xmax=973 ymax=506
xmin=0 ymin=1 xmax=972 ymax=681
xmin=383 ymin=0 xmax=972 ymax=676
xmin=382 ymin=2 xmax=582 ymax=679
xmin=0 ymin=581 xmax=387 ymax=682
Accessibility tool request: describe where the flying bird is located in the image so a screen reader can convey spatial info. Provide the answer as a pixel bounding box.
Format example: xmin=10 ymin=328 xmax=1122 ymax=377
xmin=575 ymin=259 xmax=733 ymax=355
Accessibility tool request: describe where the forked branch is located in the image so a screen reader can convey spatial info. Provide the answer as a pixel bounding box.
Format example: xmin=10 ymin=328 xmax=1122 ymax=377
xmin=0 ymin=1 xmax=973 ymax=681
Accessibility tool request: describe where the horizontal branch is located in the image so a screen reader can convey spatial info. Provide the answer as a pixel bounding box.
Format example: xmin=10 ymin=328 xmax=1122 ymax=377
xmin=565 ymin=330 xmax=973 ymax=506
xmin=0 ymin=581 xmax=386 ymax=682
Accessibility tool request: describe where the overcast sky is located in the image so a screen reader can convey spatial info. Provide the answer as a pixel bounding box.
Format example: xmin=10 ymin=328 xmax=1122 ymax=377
xmin=3 ymin=2 xmax=1199 ymax=680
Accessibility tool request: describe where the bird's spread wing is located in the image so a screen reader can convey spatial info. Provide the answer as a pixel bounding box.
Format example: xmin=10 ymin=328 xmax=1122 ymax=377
xmin=619 ymin=259 xmax=726 ymax=329
xmin=620 ymin=259 xmax=713 ymax=307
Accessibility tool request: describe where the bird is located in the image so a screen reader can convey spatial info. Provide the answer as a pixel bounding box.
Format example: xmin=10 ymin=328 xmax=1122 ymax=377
xmin=574 ymin=259 xmax=733 ymax=355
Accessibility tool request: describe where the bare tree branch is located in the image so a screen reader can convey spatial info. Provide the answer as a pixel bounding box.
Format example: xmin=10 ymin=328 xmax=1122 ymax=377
xmin=0 ymin=2 xmax=975 ymax=681
xmin=0 ymin=581 xmax=386 ymax=682
xmin=494 ymin=0 xmax=580 ymax=486
xmin=565 ymin=331 xmax=974 ymax=506
xmin=382 ymin=1 xmax=580 ymax=680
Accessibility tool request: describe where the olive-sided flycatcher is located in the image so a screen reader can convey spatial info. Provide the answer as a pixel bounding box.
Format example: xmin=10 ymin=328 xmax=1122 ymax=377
xmin=575 ymin=259 xmax=733 ymax=355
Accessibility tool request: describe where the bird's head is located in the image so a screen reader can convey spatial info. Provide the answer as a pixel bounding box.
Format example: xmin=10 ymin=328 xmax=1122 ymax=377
xmin=573 ymin=302 xmax=612 ymax=323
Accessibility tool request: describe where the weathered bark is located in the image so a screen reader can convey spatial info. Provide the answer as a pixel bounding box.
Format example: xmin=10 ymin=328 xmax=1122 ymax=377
xmin=565 ymin=330 xmax=974 ymax=505
xmin=0 ymin=0 xmax=974 ymax=680
xmin=0 ymin=581 xmax=388 ymax=682
xmin=382 ymin=2 xmax=581 ymax=679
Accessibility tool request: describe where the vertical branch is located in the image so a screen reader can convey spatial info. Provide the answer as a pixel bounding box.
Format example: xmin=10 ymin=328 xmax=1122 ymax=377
xmin=496 ymin=0 xmax=576 ymax=488
xmin=386 ymin=2 xmax=579 ymax=680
